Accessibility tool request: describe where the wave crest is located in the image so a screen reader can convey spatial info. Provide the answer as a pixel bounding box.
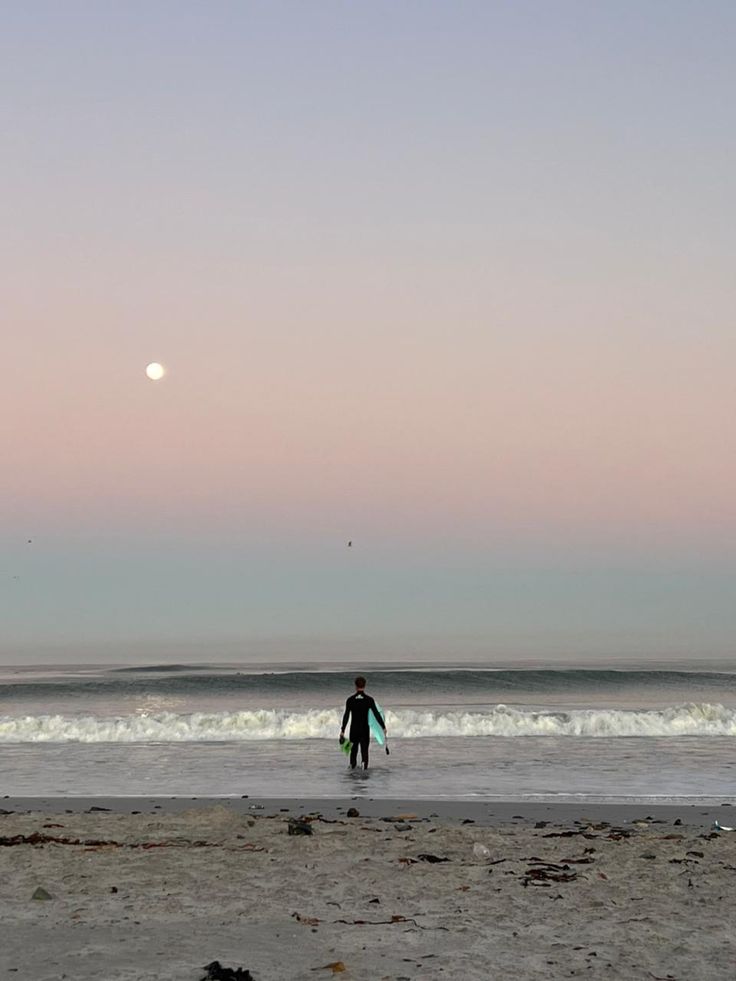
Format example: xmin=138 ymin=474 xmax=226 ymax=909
xmin=0 ymin=702 xmax=735 ymax=742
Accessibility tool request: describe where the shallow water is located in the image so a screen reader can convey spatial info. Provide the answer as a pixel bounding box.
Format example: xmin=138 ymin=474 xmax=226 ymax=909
xmin=2 ymin=734 xmax=736 ymax=802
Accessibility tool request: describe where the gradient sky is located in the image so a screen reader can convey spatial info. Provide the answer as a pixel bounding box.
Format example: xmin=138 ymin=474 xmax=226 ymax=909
xmin=2 ymin=2 xmax=735 ymax=663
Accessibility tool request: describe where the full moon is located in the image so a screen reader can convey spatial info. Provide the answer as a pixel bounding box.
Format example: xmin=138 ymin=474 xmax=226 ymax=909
xmin=145 ymin=362 xmax=165 ymax=381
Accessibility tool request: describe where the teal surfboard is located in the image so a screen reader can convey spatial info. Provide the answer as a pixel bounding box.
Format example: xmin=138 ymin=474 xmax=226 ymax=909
xmin=368 ymin=703 xmax=386 ymax=746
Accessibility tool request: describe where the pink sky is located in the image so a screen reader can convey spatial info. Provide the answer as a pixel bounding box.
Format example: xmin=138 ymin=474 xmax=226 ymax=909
xmin=2 ymin=2 xmax=735 ymax=658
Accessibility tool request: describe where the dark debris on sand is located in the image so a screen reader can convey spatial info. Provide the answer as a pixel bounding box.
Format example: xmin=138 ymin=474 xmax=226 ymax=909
xmin=287 ymin=817 xmax=314 ymax=836
xmin=201 ymin=961 xmax=254 ymax=981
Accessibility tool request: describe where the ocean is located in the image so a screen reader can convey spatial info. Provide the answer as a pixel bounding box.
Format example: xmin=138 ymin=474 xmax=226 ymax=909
xmin=1 ymin=663 xmax=735 ymax=803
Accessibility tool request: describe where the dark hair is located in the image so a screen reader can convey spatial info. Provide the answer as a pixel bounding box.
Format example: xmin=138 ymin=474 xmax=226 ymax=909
xmin=354 ymin=676 xmax=366 ymax=689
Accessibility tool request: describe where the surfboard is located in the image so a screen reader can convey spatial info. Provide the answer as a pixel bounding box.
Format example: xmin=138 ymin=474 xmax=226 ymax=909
xmin=368 ymin=702 xmax=386 ymax=746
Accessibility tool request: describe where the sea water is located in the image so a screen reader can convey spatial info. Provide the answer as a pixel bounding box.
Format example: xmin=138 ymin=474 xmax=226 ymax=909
xmin=1 ymin=663 xmax=735 ymax=802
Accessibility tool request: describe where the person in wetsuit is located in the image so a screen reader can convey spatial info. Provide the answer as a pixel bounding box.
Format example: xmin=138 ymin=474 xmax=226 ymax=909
xmin=340 ymin=676 xmax=386 ymax=770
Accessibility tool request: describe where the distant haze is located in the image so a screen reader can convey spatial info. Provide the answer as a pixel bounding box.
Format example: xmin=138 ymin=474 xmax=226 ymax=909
xmin=2 ymin=3 xmax=734 ymax=664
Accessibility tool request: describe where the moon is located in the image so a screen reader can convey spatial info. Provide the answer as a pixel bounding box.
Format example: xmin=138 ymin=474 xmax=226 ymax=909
xmin=145 ymin=362 xmax=165 ymax=381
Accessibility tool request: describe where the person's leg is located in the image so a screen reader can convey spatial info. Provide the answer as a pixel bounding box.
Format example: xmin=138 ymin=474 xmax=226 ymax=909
xmin=349 ymin=739 xmax=359 ymax=769
xmin=360 ymin=736 xmax=369 ymax=769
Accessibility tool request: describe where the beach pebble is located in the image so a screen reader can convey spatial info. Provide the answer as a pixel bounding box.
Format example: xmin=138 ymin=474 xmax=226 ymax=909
xmin=346 ymin=808 xmax=360 ymax=818
xmin=473 ymin=843 xmax=491 ymax=861
xmin=31 ymin=887 xmax=52 ymax=901
xmin=288 ymin=817 xmax=313 ymax=836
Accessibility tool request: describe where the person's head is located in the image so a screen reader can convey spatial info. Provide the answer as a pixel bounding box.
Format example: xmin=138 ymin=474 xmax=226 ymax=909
xmin=354 ymin=676 xmax=366 ymax=691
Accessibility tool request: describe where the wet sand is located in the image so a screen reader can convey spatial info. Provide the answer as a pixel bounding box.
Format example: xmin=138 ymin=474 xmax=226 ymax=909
xmin=4 ymin=795 xmax=736 ymax=827
xmin=1 ymin=798 xmax=735 ymax=980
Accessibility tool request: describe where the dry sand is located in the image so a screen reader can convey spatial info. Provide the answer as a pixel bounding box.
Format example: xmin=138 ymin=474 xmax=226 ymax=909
xmin=1 ymin=798 xmax=735 ymax=980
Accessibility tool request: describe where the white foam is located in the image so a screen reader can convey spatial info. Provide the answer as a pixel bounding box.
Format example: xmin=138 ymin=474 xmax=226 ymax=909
xmin=0 ymin=702 xmax=735 ymax=743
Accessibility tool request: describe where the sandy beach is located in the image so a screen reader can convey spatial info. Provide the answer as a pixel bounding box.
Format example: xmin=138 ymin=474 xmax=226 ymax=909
xmin=2 ymin=798 xmax=735 ymax=980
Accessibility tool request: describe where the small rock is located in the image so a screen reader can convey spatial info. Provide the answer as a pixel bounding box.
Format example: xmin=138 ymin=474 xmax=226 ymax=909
xmin=674 ymin=818 xmax=682 ymax=826
xmin=288 ymin=818 xmax=313 ymax=836
xmin=346 ymin=808 xmax=360 ymax=818
xmin=31 ymin=887 xmax=52 ymax=901
xmin=640 ymin=853 xmax=657 ymax=860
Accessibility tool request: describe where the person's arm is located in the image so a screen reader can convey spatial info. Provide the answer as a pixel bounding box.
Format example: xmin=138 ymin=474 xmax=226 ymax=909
xmin=340 ymin=698 xmax=351 ymax=735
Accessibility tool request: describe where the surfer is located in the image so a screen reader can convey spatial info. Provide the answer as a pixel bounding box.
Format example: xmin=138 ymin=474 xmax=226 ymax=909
xmin=339 ymin=676 xmax=386 ymax=770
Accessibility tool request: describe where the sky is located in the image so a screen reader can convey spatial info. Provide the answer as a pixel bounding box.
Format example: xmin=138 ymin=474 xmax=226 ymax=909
xmin=1 ymin=1 xmax=734 ymax=664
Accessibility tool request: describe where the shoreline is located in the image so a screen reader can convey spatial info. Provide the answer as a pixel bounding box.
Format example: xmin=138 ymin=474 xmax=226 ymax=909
xmin=3 ymin=795 xmax=734 ymax=829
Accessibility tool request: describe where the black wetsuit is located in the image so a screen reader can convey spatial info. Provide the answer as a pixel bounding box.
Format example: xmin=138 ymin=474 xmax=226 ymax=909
xmin=341 ymin=692 xmax=385 ymax=768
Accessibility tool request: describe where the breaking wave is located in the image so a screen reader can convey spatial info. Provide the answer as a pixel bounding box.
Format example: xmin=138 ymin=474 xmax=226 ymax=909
xmin=1 ymin=702 xmax=735 ymax=743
